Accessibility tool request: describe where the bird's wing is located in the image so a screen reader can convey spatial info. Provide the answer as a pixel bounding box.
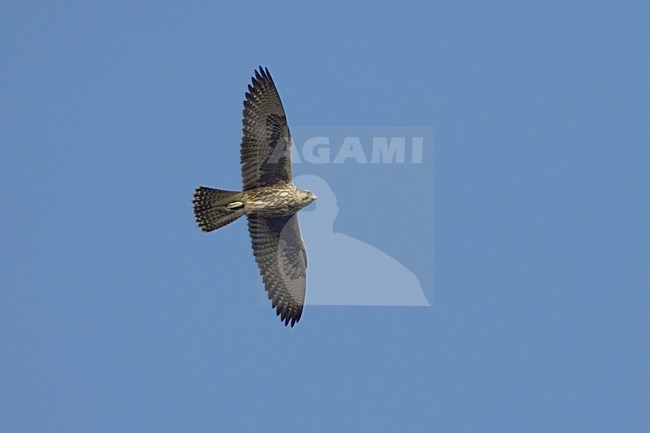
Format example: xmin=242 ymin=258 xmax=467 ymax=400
xmin=241 ymin=67 xmax=293 ymax=190
xmin=248 ymin=213 xmax=306 ymax=326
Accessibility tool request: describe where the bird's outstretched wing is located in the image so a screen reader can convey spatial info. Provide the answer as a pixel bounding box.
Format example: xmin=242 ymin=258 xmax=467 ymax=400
xmin=241 ymin=67 xmax=293 ymax=190
xmin=248 ymin=213 xmax=306 ymax=326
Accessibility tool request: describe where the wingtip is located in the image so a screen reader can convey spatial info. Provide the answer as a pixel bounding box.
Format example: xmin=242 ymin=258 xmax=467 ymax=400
xmin=278 ymin=306 xmax=302 ymax=327
xmin=253 ymin=65 xmax=273 ymax=84
xmin=272 ymin=303 xmax=302 ymax=327
xmin=263 ymin=67 xmax=273 ymax=83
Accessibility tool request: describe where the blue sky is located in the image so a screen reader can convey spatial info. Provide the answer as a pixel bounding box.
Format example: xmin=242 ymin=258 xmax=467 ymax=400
xmin=1 ymin=1 xmax=649 ymax=432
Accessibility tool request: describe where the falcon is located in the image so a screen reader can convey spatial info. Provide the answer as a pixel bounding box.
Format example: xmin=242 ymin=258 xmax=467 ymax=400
xmin=193 ymin=67 xmax=317 ymax=327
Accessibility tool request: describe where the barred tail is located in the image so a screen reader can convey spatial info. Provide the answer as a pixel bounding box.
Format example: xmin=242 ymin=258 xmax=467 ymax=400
xmin=193 ymin=187 xmax=244 ymax=232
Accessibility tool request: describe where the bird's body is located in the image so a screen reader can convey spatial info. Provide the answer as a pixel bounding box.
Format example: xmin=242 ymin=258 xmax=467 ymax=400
xmin=242 ymin=185 xmax=315 ymax=216
xmin=192 ymin=67 xmax=315 ymax=327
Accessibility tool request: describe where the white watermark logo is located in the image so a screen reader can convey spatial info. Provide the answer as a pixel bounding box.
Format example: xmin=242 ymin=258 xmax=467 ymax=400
xmin=256 ymin=126 xmax=435 ymax=307
xmin=293 ymin=136 xmax=424 ymax=164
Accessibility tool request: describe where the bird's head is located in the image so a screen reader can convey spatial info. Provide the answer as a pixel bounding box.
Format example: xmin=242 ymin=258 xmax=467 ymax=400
xmin=298 ymin=189 xmax=318 ymax=206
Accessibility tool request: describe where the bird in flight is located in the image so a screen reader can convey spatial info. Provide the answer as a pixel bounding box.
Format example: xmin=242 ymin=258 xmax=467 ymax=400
xmin=193 ymin=67 xmax=317 ymax=327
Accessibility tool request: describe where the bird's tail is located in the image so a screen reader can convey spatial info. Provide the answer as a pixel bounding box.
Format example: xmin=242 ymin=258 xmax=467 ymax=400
xmin=193 ymin=187 xmax=245 ymax=232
